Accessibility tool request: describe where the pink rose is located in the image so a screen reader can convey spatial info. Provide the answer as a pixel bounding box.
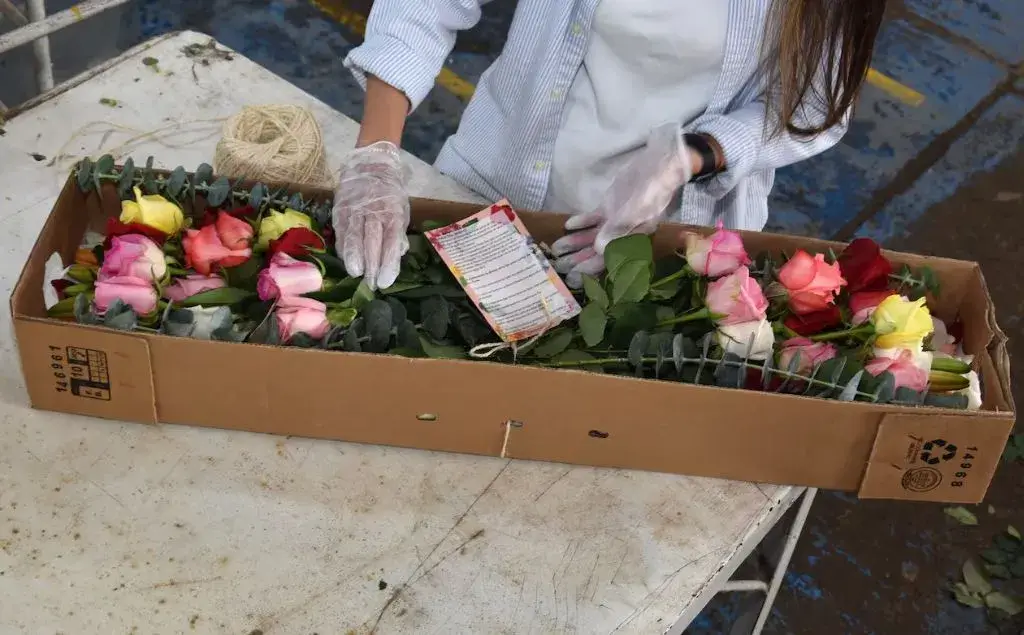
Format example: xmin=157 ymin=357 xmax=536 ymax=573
xmin=683 ymin=222 xmax=751 ymax=278
xmin=275 ymin=296 xmax=330 ymax=342
xmin=778 ymin=337 xmax=838 ymax=374
xmin=257 ymin=252 xmax=323 ymax=300
xmin=705 ymin=267 xmax=768 ymax=325
xmin=164 ymin=274 xmax=226 ymax=302
xmin=850 ymin=290 xmax=897 ymax=325
xmin=95 ymin=275 xmax=158 ymax=315
xmin=183 ymin=211 xmax=254 ymax=276
xmin=778 ymin=250 xmax=846 ymax=315
xmin=865 ymin=349 xmax=928 ymax=392
xmin=100 ymin=234 xmax=167 ymax=281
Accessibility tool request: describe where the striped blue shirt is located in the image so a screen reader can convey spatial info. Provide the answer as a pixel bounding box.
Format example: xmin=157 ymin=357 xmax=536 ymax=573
xmin=344 ymin=0 xmax=848 ymax=231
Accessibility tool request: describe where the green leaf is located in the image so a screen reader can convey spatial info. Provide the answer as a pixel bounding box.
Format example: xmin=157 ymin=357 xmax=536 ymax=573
xmin=46 ymin=296 xmax=78 ymax=318
xmin=610 ymin=261 xmax=651 ymax=305
xmin=981 ymin=548 xmax=1010 ymax=565
xmin=342 ymin=328 xmax=361 ymax=352
xmin=179 ymin=287 xmax=254 ymax=307
xmin=532 ymin=328 xmax=574 ymax=359
xmin=76 ymin=158 xmax=94 ymax=191
xmin=195 ymin=163 xmax=214 ymax=185
xmin=604 ymin=234 xmax=653 ymax=278
xmin=117 ymin=157 xmax=136 ymax=197
xmin=95 ymin=154 xmax=115 ymax=175
xmin=581 ymin=275 xmax=608 ymax=312
xmin=222 ymin=257 xmax=263 ymax=291
xmin=103 ymin=301 xmax=138 ymax=331
xmin=452 ymin=309 xmax=490 ymax=348
xmin=396 ymin=320 xmax=422 ymax=351
xmin=995 ymin=534 xmax=1019 ymax=553
xmin=944 ymin=506 xmax=979 ymax=526
xmin=551 ymin=349 xmax=603 ymax=373
xmin=385 ymin=297 xmax=408 ymax=326
xmin=578 ymin=303 xmax=608 ymax=347
xmin=421 ymin=295 xmax=450 ymax=340
xmin=419 ymin=335 xmax=466 ymax=359
xmin=984 ymin=591 xmax=1024 ymax=616
xmin=1008 ymin=526 xmax=1021 ymax=541
xmin=924 ymin=392 xmax=970 ymax=410
xmin=161 ymin=308 xmax=195 ymax=337
xmin=963 ymin=559 xmax=993 ymax=596
xmin=289 ymin=333 xmax=319 ymax=348
xmin=838 ymin=370 xmax=864 ymax=402
xmin=628 ymin=331 xmax=649 ymax=367
xmin=607 ymin=302 xmax=659 ymax=348
xmin=985 ymin=564 xmax=1012 ymax=580
xmin=327 ymin=307 xmax=357 ymax=327
xmin=363 ymin=299 xmax=393 ymax=352
xmin=142 ymin=156 xmax=157 ymax=194
xmin=951 ymin=582 xmax=985 ymax=608
xmin=352 ymin=280 xmax=375 ymax=310
xmin=249 ymin=183 xmax=267 ymax=209
xmin=207 ymin=176 xmax=231 ymax=207
xmin=407 ymin=234 xmax=430 ymax=261
xmin=166 ymin=166 xmax=187 ymax=199
xmin=1010 ymin=557 xmax=1024 ymax=578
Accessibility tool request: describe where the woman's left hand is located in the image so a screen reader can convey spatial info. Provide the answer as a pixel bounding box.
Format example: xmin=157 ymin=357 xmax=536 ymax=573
xmin=551 ymin=123 xmax=698 ymax=288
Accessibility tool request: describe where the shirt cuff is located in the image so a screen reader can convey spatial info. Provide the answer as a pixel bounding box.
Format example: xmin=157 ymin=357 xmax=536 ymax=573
xmin=344 ymin=34 xmax=440 ymax=111
xmin=685 ymin=108 xmax=763 ymax=199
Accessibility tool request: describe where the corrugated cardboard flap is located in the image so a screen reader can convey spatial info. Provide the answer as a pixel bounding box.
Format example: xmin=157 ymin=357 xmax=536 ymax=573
xmin=858 ymin=412 xmax=1013 ymax=503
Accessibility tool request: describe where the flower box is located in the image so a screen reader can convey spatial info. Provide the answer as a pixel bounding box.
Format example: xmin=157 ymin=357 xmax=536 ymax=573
xmin=10 ymin=168 xmax=1015 ymax=503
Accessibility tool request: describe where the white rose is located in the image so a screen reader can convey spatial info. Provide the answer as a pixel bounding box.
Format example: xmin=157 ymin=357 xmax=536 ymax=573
xmin=716 ymin=319 xmax=775 ymax=361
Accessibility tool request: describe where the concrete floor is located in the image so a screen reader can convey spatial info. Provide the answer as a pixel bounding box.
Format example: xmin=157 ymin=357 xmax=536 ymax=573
xmin=4 ymin=0 xmax=1023 ymax=632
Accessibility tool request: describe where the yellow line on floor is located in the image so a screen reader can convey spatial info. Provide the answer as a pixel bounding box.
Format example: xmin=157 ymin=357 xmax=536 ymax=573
xmin=311 ymin=2 xmax=922 ymax=108
xmin=310 ymin=0 xmax=476 ymax=100
xmin=866 ymin=69 xmax=926 ymax=107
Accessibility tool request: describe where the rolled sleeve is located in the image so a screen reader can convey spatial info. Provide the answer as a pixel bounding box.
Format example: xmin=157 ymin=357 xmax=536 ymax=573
xmin=345 ymin=34 xmax=441 ymax=111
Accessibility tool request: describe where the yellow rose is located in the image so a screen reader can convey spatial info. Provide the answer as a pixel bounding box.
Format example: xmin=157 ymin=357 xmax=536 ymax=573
xmin=257 ymin=209 xmax=312 ymax=250
xmin=120 ymin=187 xmax=185 ymax=235
xmin=870 ymin=295 xmax=933 ymax=350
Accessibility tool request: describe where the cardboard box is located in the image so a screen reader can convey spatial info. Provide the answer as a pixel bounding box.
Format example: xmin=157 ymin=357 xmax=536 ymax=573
xmin=10 ymin=173 xmax=1016 ymax=503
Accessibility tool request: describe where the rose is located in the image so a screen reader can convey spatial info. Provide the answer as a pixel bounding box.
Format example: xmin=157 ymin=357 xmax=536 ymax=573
xmin=94 ymin=275 xmax=158 ymax=315
xmin=198 ymin=205 xmax=255 ymax=229
xmin=275 ymin=296 xmax=330 ymax=342
xmin=120 ymin=187 xmax=185 ymax=236
xmin=257 ymin=252 xmax=323 ymax=300
xmin=777 ymin=250 xmax=846 ymax=315
xmin=838 ymin=238 xmax=892 ymax=292
xmin=870 ymin=295 xmax=933 ymax=350
xmin=865 ymin=349 xmax=928 ymax=392
xmin=930 ymin=316 xmax=959 ymax=355
xmin=103 ymin=217 xmax=168 ymax=248
xmin=100 ymin=234 xmax=167 ymax=281
xmin=257 ymin=209 xmax=313 ymax=250
xmin=705 ymin=267 xmax=768 ymax=325
xmin=777 ymin=337 xmax=838 ymax=374
xmin=164 ymin=274 xmax=226 ymax=302
xmin=783 ymin=305 xmax=842 ymax=336
xmin=716 ymin=319 xmax=775 ymax=361
xmin=183 ymin=211 xmax=254 ymax=275
xmin=268 ymin=227 xmax=326 ymax=258
xmin=682 ymin=222 xmax=750 ymax=278
xmin=850 ymin=290 xmax=897 ymax=325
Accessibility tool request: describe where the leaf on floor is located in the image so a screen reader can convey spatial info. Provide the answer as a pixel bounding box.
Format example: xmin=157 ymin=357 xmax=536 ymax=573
xmin=944 ymin=506 xmax=979 ymax=526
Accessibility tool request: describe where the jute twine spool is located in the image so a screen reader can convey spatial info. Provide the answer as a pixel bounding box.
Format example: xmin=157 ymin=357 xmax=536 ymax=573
xmin=214 ymin=104 xmax=334 ymax=188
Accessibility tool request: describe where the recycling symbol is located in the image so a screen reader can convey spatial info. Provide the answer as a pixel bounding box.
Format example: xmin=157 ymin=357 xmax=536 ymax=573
xmin=920 ymin=438 xmax=957 ymax=465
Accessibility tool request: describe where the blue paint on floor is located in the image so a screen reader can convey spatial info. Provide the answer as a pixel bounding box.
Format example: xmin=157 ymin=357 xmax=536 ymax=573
xmin=766 ymin=19 xmax=1007 ymax=238
xmin=855 ymin=94 xmax=1024 ymax=244
xmin=904 ymin=0 xmax=1024 ymax=64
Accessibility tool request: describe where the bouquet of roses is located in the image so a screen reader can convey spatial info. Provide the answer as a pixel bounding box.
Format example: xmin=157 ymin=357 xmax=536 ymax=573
xmin=49 ymin=156 xmax=980 ymax=411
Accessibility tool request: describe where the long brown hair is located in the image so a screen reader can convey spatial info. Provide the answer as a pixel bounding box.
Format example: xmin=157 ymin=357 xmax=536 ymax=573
xmin=764 ymin=0 xmax=887 ymax=137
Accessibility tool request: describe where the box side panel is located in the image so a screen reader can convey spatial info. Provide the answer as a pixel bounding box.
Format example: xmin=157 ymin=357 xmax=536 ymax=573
xmin=858 ymin=413 xmax=1013 ymax=503
xmin=14 ymin=319 xmax=157 ymax=423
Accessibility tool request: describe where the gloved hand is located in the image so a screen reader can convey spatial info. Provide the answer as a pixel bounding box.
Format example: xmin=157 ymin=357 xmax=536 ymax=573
xmin=551 ymin=123 xmax=695 ymax=288
xmin=332 ymin=141 xmax=410 ymax=290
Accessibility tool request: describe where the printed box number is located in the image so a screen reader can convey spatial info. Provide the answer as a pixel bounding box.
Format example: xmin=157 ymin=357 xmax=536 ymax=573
xmin=951 ymin=448 xmax=977 ymax=488
xmin=49 ymin=345 xmax=111 ymax=401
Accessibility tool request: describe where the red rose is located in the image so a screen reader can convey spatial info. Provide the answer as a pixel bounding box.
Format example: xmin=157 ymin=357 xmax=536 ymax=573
xmin=838 ymin=238 xmax=892 ymax=292
xmin=784 ymin=305 xmax=843 ymax=336
xmin=267 ymin=227 xmax=326 ymax=258
xmin=103 ymin=217 xmax=168 ymax=249
xmin=199 ymin=205 xmax=255 ymax=228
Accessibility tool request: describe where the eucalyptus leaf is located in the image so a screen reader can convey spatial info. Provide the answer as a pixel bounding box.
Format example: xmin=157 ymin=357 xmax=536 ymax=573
xmin=981 ymin=548 xmax=1010 ymax=565
xmin=117 ymin=157 xmax=135 ymax=197
xmin=249 ymin=183 xmax=267 ymax=209
xmin=924 ymin=392 xmax=969 ymax=410
xmin=289 ymin=332 xmax=319 ymax=348
xmin=452 ymin=309 xmax=490 ymax=347
xmin=985 ymin=564 xmax=1012 ymax=580
xmin=578 ymin=303 xmax=608 ymax=347
xmin=207 ymin=176 xmax=231 ymax=207
xmin=837 ymin=370 xmax=864 ymax=401
xmin=385 ymin=297 xmax=408 ymax=325
xmin=532 ymin=329 xmax=574 ymax=359
xmin=364 ymin=299 xmax=393 ymax=352
xmin=419 ymin=335 xmax=466 ymax=359
xmin=628 ymin=331 xmax=649 ymax=367
xmin=195 ymin=162 xmax=214 ymax=185
xmin=396 ymin=320 xmax=422 ymax=351
xmin=166 ymin=166 xmax=187 ymax=199
xmin=984 ymin=591 xmax=1024 ymax=616
xmin=161 ymin=308 xmax=195 ymax=337
xmin=714 ymin=353 xmax=745 ymax=388
xmin=142 ymin=156 xmax=157 ymax=194
xmin=421 ymin=295 xmax=450 ymax=340
xmin=342 ymin=328 xmax=361 ymax=352
xmin=103 ymin=305 xmax=138 ymax=331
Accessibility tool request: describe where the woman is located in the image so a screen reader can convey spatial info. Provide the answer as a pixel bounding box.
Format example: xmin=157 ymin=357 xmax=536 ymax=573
xmin=332 ymin=0 xmax=887 ymax=289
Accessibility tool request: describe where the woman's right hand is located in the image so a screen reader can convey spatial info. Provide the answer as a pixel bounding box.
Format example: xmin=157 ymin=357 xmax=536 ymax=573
xmin=332 ymin=141 xmax=410 ymax=290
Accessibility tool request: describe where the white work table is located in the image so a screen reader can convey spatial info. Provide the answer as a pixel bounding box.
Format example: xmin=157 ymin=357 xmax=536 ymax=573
xmin=0 ymin=31 xmax=802 ymax=634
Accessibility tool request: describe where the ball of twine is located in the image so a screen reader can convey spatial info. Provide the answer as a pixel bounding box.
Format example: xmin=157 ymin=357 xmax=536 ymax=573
xmin=214 ymin=104 xmax=335 ymax=189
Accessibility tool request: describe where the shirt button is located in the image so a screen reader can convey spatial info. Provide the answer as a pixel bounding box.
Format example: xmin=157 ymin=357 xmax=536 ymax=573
xmin=550 ymin=88 xmax=563 ymax=99
xmin=534 ymin=160 xmax=548 ymax=171
xmin=571 ymin=23 xmax=583 ymax=36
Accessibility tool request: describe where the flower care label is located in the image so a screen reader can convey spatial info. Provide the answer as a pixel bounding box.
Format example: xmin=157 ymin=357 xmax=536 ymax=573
xmin=425 ymin=201 xmax=581 ymax=342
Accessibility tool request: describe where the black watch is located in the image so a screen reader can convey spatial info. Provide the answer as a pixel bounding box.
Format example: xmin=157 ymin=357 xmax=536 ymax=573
xmin=684 ymin=133 xmax=722 ymax=183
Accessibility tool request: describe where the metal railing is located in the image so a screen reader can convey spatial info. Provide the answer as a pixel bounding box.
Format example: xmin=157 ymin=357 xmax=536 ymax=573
xmin=0 ymin=0 xmax=134 ymax=110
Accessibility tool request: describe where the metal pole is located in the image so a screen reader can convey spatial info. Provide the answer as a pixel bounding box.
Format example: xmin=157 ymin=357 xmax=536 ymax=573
xmin=26 ymin=0 xmax=53 ymax=92
xmin=0 ymin=0 xmax=28 ymax=26
xmin=0 ymin=0 xmax=134 ymax=55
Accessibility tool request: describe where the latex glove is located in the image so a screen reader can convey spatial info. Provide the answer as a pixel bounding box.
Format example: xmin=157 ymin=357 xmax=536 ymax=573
xmin=332 ymin=141 xmax=410 ymax=290
xmin=551 ymin=123 xmax=695 ymax=288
